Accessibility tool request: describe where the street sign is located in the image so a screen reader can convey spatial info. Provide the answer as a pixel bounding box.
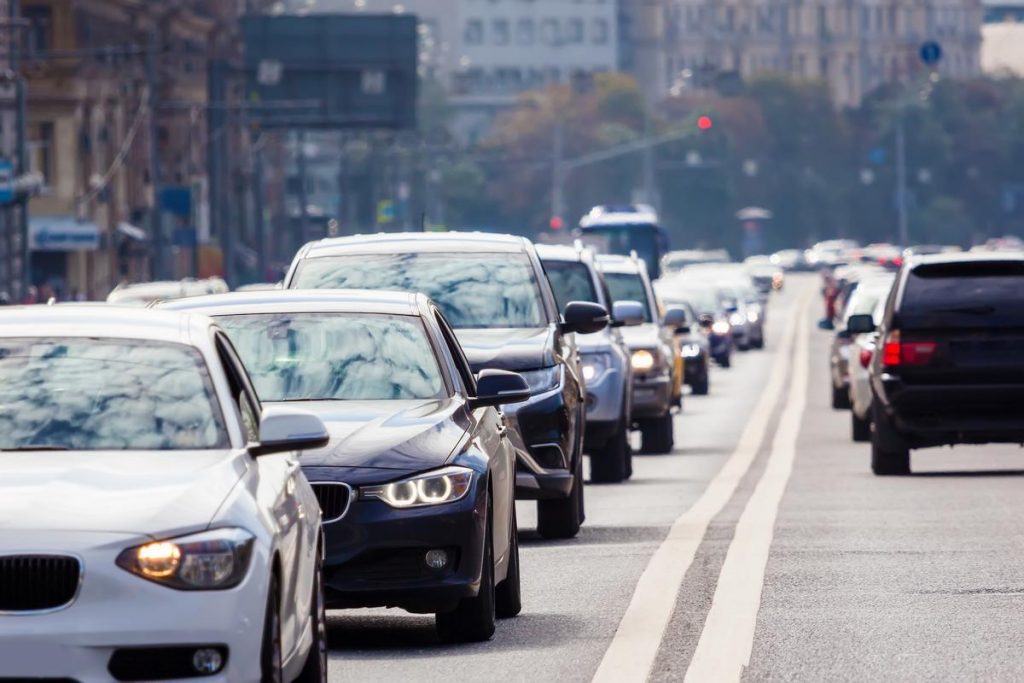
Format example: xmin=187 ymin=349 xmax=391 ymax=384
xmin=0 ymin=159 xmax=14 ymax=205
xmin=920 ymin=41 xmax=943 ymax=66
xmin=376 ymin=199 xmax=395 ymax=225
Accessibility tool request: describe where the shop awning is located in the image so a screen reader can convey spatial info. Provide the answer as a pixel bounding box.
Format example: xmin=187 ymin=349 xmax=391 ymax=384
xmin=29 ymin=216 xmax=100 ymax=252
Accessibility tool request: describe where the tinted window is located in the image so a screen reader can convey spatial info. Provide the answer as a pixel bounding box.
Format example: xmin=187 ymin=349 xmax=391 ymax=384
xmin=603 ymin=272 xmax=653 ymax=322
xmin=0 ymin=339 xmax=228 ymax=451
xmin=293 ymin=253 xmax=546 ymax=329
xmin=544 ymin=260 xmax=599 ymax=310
xmin=216 ymin=313 xmax=445 ymax=401
xmin=901 ymin=261 xmax=1024 ymax=328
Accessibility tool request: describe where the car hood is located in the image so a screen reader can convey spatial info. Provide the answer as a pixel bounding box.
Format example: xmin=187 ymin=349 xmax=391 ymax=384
xmin=620 ymin=323 xmax=663 ymax=349
xmin=273 ymin=399 xmax=467 ymax=470
xmin=0 ymin=450 xmax=247 ymax=535
xmin=456 ymin=327 xmax=555 ymax=372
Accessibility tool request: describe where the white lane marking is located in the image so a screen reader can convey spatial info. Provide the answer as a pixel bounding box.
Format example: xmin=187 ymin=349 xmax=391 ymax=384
xmin=684 ymin=296 xmax=811 ymax=683
xmin=591 ymin=292 xmax=809 ymax=683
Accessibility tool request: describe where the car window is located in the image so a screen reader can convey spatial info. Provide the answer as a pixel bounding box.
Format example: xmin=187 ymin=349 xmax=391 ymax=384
xmin=292 ymin=252 xmax=547 ymax=329
xmin=434 ymin=309 xmax=477 ymax=396
xmin=215 ymin=333 xmax=261 ymax=443
xmin=216 ymin=312 xmax=446 ymax=401
xmin=603 ymin=272 xmax=653 ymax=322
xmin=543 ymin=260 xmax=600 ymax=310
xmin=901 ymin=261 xmax=1024 ymax=328
xmin=0 ymin=338 xmax=229 ymax=451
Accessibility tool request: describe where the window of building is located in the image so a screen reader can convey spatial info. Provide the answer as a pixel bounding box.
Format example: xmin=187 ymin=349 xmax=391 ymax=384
xmin=592 ymin=18 xmax=609 ymax=43
xmin=818 ymin=6 xmax=828 ymax=36
xmin=28 ymin=121 xmax=54 ymax=186
xmin=492 ymin=19 xmax=510 ymax=45
xmin=541 ymin=18 xmax=560 ymax=45
xmin=464 ymin=19 xmax=483 ymax=45
xmin=23 ymin=5 xmax=53 ymax=54
xmin=517 ymin=18 xmax=535 ymax=44
xmin=566 ymin=18 xmax=584 ymax=43
xmin=725 ymin=6 xmax=736 ymax=32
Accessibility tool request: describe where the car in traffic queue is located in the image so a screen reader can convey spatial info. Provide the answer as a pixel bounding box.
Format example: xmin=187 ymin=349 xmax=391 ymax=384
xmin=106 ymin=277 xmax=229 ymax=306
xmin=161 ymin=290 xmax=527 ymax=643
xmin=743 ymin=255 xmax=785 ymax=293
xmin=847 ymin=295 xmax=889 ymax=442
xmin=660 ymin=280 xmax=734 ymax=368
xmin=828 ymin=273 xmax=896 ymax=410
xmin=865 ymin=253 xmax=1024 ymax=475
xmin=536 ymin=243 xmax=644 ymax=483
xmin=653 ymin=283 xmax=711 ymax=395
xmin=284 ymin=232 xmax=608 ymax=539
xmin=596 ymin=254 xmax=687 ymax=454
xmin=0 ymin=306 xmax=331 ymax=682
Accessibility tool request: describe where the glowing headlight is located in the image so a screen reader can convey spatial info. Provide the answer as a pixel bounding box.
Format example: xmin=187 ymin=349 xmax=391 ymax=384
xmin=681 ymin=343 xmax=702 ymax=358
xmin=581 ymin=353 xmax=612 ymax=383
xmin=116 ymin=528 xmax=254 ymax=590
xmin=711 ymin=321 xmax=731 ymax=335
xmin=518 ymin=366 xmax=561 ymax=394
xmin=747 ymin=310 xmax=759 ymax=323
xmin=631 ymin=349 xmax=656 ymax=371
xmin=729 ymin=313 xmax=745 ymax=326
xmin=362 ymin=466 xmax=474 ymax=508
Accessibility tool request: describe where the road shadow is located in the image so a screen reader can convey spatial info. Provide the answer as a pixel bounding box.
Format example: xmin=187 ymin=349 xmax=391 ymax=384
xmin=910 ymin=469 xmax=1024 ymax=478
xmin=325 ymin=611 xmax=590 ymax=657
xmin=518 ymin=524 xmax=665 ymax=548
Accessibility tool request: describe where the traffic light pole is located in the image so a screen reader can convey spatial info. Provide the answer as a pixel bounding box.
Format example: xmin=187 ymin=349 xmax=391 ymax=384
xmin=895 ymin=116 xmax=909 ymax=249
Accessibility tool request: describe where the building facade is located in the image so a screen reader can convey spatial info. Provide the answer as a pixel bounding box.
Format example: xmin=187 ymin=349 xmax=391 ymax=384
xmin=660 ymin=0 xmax=983 ymax=106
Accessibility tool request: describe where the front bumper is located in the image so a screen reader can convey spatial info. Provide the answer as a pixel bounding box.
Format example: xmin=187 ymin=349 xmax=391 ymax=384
xmin=583 ymin=364 xmax=628 ymax=425
xmin=308 ymin=469 xmax=488 ymax=614
xmin=631 ymin=372 xmax=673 ymax=419
xmin=0 ymin=530 xmax=268 ymax=682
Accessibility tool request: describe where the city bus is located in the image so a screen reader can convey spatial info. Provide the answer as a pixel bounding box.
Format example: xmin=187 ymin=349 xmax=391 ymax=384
xmin=576 ymin=205 xmax=670 ymax=279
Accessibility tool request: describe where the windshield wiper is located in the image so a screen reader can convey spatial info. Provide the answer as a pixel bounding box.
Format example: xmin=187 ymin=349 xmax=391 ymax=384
xmin=2 ymin=445 xmax=71 ymax=451
xmin=928 ymin=305 xmax=996 ymax=316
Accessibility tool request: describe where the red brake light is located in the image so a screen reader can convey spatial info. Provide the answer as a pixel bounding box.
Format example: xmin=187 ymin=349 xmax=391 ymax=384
xmin=859 ymin=348 xmax=873 ymax=369
xmin=882 ymin=330 xmax=936 ymax=367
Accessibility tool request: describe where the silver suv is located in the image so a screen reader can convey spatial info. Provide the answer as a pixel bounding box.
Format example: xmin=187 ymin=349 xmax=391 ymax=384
xmin=537 ymin=244 xmax=643 ymax=483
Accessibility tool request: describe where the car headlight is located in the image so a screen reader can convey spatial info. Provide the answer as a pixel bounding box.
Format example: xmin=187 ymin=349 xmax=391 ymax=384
xmin=681 ymin=343 xmax=702 ymax=358
xmin=747 ymin=310 xmax=759 ymax=323
xmin=729 ymin=313 xmax=745 ymax=326
xmin=631 ymin=349 xmax=656 ymax=371
xmin=711 ymin=320 xmax=731 ymax=335
xmin=518 ymin=366 xmax=561 ymax=394
xmin=116 ymin=528 xmax=254 ymax=590
xmin=361 ymin=466 xmax=474 ymax=508
xmin=581 ymin=353 xmax=612 ymax=383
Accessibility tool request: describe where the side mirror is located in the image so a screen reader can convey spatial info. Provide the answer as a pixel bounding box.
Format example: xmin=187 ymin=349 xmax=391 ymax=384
xmin=663 ymin=307 xmax=687 ymax=330
xmin=817 ymin=318 xmax=835 ymax=331
xmin=250 ymin=406 xmax=330 ymax=457
xmin=561 ymin=301 xmax=609 ymax=335
xmin=470 ymin=369 xmax=531 ymax=409
xmin=846 ymin=313 xmax=876 ymax=334
xmin=611 ymin=300 xmax=645 ymax=328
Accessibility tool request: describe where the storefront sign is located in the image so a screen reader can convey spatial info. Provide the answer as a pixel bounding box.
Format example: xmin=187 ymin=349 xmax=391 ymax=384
xmin=29 ymin=216 xmax=101 ymax=251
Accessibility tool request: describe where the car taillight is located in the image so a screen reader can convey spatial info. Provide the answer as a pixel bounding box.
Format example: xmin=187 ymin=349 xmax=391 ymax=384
xmin=859 ymin=348 xmax=873 ymax=369
xmin=882 ymin=330 xmax=936 ymax=367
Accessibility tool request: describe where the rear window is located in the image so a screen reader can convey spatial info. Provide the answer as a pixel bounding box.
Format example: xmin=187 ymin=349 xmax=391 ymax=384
xmin=900 ymin=261 xmax=1024 ymax=328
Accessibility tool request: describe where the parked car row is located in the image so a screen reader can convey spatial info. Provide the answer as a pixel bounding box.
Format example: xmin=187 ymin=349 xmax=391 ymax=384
xmin=822 ymin=252 xmax=1024 ymax=476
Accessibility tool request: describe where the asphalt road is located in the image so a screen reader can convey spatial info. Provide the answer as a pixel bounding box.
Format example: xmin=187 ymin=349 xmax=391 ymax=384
xmin=325 ymin=276 xmax=1024 ymax=681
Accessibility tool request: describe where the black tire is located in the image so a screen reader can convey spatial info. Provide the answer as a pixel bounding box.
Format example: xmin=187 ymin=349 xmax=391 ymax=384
xmin=718 ymin=353 xmax=731 ymax=369
xmin=436 ymin=505 xmax=496 ymax=643
xmin=871 ymin=402 xmax=910 ymax=475
xmin=589 ymin=422 xmax=629 ymax=483
xmin=831 ymin=381 xmax=851 ymax=410
xmin=691 ymin=370 xmax=710 ymax=396
xmin=851 ymin=410 xmax=871 ymax=442
xmin=536 ymin=455 xmax=583 ymax=539
xmin=260 ymin=573 xmax=284 ymax=683
xmin=639 ymin=413 xmax=674 ymax=455
xmin=295 ymin=545 xmax=327 ymax=683
xmin=495 ymin=506 xmax=522 ymax=619
xmin=752 ymin=335 xmax=765 ymax=350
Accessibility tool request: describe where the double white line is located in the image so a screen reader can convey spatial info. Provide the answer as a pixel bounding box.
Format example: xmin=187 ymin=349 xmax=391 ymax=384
xmin=593 ymin=292 xmax=812 ymax=683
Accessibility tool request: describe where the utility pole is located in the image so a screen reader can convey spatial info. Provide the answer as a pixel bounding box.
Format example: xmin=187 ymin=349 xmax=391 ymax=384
xmin=252 ymin=133 xmax=267 ymax=281
xmin=146 ymin=28 xmax=163 ymax=280
xmin=11 ymin=0 xmax=27 ymax=298
xmin=296 ymin=129 xmax=309 ymax=244
xmin=642 ymin=103 xmax=657 ymax=210
xmin=895 ymin=116 xmax=909 ymax=249
xmin=551 ymin=120 xmax=565 ymax=224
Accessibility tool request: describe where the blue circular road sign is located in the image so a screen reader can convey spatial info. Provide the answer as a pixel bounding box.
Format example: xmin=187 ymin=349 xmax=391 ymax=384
xmin=920 ymin=41 xmax=943 ymax=66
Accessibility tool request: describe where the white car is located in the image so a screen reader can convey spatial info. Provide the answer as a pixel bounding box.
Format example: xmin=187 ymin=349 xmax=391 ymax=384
xmin=0 ymin=306 xmax=330 ymax=682
xmin=848 ymin=296 xmax=890 ymax=442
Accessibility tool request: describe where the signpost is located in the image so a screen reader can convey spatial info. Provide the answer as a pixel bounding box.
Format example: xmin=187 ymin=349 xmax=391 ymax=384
xmin=0 ymin=160 xmax=14 ymax=205
xmin=920 ymin=41 xmax=943 ymax=67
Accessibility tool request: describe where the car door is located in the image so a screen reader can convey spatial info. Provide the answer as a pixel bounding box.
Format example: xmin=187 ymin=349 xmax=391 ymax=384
xmin=434 ymin=309 xmax=516 ymax=570
xmin=214 ymin=332 xmax=316 ymax=662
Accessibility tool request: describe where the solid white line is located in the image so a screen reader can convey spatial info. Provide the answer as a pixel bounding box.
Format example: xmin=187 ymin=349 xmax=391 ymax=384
xmin=683 ymin=297 xmax=811 ymax=683
xmin=591 ymin=293 xmax=808 ymax=683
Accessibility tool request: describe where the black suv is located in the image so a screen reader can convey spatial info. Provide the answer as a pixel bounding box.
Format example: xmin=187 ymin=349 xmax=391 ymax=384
xmin=858 ymin=254 xmax=1024 ymax=475
xmin=285 ymin=232 xmax=607 ymax=538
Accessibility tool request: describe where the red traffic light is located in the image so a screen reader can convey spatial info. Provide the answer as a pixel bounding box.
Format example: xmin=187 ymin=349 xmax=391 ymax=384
xmin=697 ymin=115 xmax=714 ymax=131
xmin=549 ymin=216 xmax=565 ymax=231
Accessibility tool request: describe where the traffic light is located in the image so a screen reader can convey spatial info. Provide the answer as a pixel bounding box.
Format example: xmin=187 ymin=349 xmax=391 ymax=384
xmin=549 ymin=216 xmax=565 ymax=231
xmin=697 ymin=115 xmax=714 ymax=131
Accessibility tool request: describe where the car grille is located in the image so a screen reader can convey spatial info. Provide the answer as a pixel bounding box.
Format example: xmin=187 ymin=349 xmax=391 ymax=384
xmin=0 ymin=555 xmax=80 ymax=612
xmin=311 ymin=482 xmax=352 ymax=523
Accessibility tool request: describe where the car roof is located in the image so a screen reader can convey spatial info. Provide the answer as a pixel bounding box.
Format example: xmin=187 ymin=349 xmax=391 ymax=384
xmin=0 ymin=305 xmax=206 ymax=345
xmin=156 ymin=289 xmax=427 ymax=317
xmin=534 ymin=243 xmax=591 ymax=263
xmin=908 ymin=251 xmax=1024 ymax=268
xmin=299 ymin=231 xmax=531 ymax=257
xmin=594 ymin=253 xmax=646 ymax=275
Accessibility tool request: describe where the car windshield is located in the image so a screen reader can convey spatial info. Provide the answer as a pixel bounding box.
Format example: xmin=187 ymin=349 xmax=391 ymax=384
xmin=216 ymin=313 xmax=445 ymax=401
xmin=603 ymin=272 xmax=653 ymax=322
xmin=0 ymin=339 xmax=228 ymax=451
xmin=543 ymin=260 xmax=599 ymax=310
xmin=292 ymin=253 xmax=546 ymax=329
